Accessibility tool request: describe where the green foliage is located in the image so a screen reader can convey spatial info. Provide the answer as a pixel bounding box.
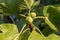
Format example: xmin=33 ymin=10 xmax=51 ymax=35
xmin=0 ymin=0 xmax=20 ymax=14
xmin=0 ymin=0 xmax=60 ymax=40
xmin=43 ymin=5 xmax=60 ymax=32
xmin=28 ymin=29 xmax=45 ymax=40
xmin=24 ymin=0 xmax=34 ymax=9
xmin=46 ymin=33 xmax=60 ymax=40
xmin=0 ymin=23 xmax=19 ymax=40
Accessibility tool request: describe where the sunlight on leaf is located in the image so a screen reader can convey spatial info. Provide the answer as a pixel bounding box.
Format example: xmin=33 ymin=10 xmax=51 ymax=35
xmin=28 ymin=29 xmax=45 ymax=40
xmin=0 ymin=23 xmax=19 ymax=40
xmin=46 ymin=33 xmax=60 ymax=40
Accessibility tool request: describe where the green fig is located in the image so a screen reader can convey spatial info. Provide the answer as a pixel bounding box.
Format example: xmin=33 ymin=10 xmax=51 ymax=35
xmin=30 ymin=12 xmax=36 ymax=18
xmin=26 ymin=16 xmax=33 ymax=23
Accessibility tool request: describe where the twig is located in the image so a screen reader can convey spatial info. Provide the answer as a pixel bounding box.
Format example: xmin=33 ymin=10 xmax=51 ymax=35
xmin=9 ymin=16 xmax=15 ymax=24
xmin=19 ymin=14 xmax=26 ymax=17
xmin=19 ymin=24 xmax=27 ymax=35
xmin=33 ymin=16 xmax=45 ymax=19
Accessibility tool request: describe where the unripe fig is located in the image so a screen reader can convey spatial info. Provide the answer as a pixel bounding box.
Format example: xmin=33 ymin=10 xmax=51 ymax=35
xmin=26 ymin=16 xmax=33 ymax=23
xmin=30 ymin=12 xmax=36 ymax=18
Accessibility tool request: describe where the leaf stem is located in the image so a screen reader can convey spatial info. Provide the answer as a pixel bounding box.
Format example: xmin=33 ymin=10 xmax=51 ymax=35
xmin=19 ymin=14 xmax=26 ymax=17
xmin=22 ymin=28 xmax=30 ymax=34
xmin=9 ymin=16 xmax=15 ymax=24
xmin=14 ymin=24 xmax=27 ymax=40
xmin=19 ymin=24 xmax=27 ymax=35
xmin=34 ymin=16 xmax=45 ymax=19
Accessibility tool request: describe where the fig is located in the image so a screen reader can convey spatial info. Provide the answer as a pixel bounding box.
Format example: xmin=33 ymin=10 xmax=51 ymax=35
xmin=26 ymin=16 xmax=33 ymax=23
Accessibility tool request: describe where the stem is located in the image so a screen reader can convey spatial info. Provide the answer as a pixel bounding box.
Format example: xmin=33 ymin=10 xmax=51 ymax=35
xmin=45 ymin=17 xmax=58 ymax=32
xmin=28 ymin=9 xmax=31 ymax=16
xmin=12 ymin=23 xmax=27 ymax=40
xmin=33 ymin=16 xmax=45 ymax=19
xmin=9 ymin=16 xmax=15 ymax=24
xmin=22 ymin=28 xmax=30 ymax=34
xmin=19 ymin=14 xmax=26 ymax=17
xmin=32 ymin=23 xmax=45 ymax=38
xmin=19 ymin=24 xmax=27 ymax=35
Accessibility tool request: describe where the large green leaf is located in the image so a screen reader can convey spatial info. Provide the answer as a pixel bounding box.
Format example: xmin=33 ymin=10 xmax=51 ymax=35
xmin=0 ymin=0 xmax=4 ymax=3
xmin=28 ymin=29 xmax=45 ymax=40
xmin=0 ymin=23 xmax=19 ymax=40
xmin=46 ymin=33 xmax=60 ymax=40
xmin=5 ymin=0 xmax=20 ymax=14
xmin=43 ymin=5 xmax=60 ymax=32
xmin=0 ymin=0 xmax=20 ymax=14
xmin=0 ymin=3 xmax=14 ymax=15
xmin=42 ymin=26 xmax=54 ymax=36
